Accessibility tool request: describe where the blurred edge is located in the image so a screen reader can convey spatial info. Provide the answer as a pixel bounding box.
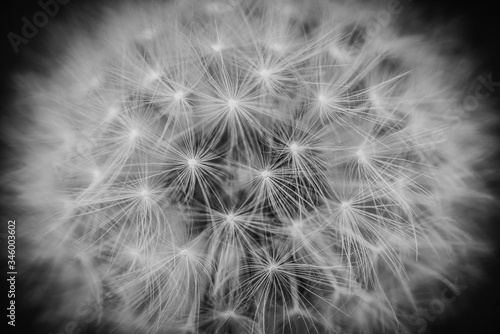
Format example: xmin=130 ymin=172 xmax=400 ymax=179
xmin=0 ymin=1 xmax=499 ymax=334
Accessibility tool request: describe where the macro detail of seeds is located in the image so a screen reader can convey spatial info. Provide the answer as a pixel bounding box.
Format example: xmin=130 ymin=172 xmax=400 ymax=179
xmin=4 ymin=0 xmax=496 ymax=333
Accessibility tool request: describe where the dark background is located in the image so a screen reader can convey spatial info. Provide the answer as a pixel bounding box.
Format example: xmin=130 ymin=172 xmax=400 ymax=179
xmin=1 ymin=0 xmax=499 ymax=333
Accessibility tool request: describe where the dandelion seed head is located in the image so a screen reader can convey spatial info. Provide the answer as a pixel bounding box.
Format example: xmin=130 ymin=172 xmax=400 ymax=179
xmin=9 ymin=1 xmax=495 ymax=334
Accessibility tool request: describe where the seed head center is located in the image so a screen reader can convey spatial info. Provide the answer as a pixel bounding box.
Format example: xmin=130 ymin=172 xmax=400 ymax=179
xmin=341 ymin=201 xmax=352 ymax=210
xmin=318 ymin=94 xmax=328 ymax=104
xmin=129 ymin=129 xmax=140 ymax=140
xmin=210 ymin=43 xmax=223 ymax=52
xmin=259 ymin=69 xmax=271 ymax=78
xmin=140 ymin=188 xmax=150 ymax=199
xmin=289 ymin=142 xmax=301 ymax=154
xmin=356 ymin=148 xmax=367 ymax=162
xmin=268 ymin=263 xmax=279 ymax=273
xmin=226 ymin=213 xmax=236 ymax=224
xmin=173 ymin=91 xmax=184 ymax=100
xmin=261 ymin=170 xmax=271 ymax=179
xmin=227 ymin=99 xmax=238 ymax=109
xmin=187 ymin=158 xmax=198 ymax=167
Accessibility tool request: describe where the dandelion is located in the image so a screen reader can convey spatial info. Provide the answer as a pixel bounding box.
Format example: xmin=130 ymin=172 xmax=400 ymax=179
xmin=4 ymin=0 xmax=495 ymax=333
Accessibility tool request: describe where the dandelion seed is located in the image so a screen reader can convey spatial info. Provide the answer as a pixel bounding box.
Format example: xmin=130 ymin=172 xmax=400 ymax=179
xmin=173 ymin=91 xmax=185 ymax=101
xmin=269 ymin=42 xmax=285 ymax=52
xmin=267 ymin=262 xmax=279 ymax=273
xmin=259 ymin=68 xmax=271 ymax=79
xmin=147 ymin=70 xmax=161 ymax=83
xmin=90 ymin=168 xmax=101 ymax=180
xmin=108 ymin=105 xmax=120 ymax=118
xmin=227 ymin=98 xmax=238 ymax=109
xmin=356 ymin=147 xmax=367 ymax=163
xmin=341 ymin=200 xmax=352 ymax=210
xmin=141 ymin=27 xmax=158 ymax=40
xmin=225 ymin=213 xmax=236 ymax=224
xmin=210 ymin=42 xmax=224 ymax=52
xmin=261 ymin=170 xmax=271 ymax=179
xmin=289 ymin=142 xmax=301 ymax=155
xmin=139 ymin=188 xmax=150 ymax=199
xmin=317 ymin=94 xmax=327 ymax=104
xmin=187 ymin=158 xmax=198 ymax=167
xmin=204 ymin=2 xmax=234 ymax=15
xmin=129 ymin=128 xmax=140 ymax=141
